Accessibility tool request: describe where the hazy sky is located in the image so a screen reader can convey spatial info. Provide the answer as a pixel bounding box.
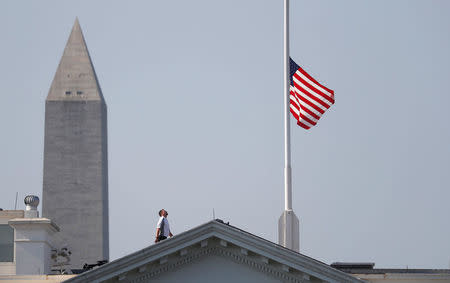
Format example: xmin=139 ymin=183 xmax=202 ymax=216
xmin=1 ymin=0 xmax=449 ymax=269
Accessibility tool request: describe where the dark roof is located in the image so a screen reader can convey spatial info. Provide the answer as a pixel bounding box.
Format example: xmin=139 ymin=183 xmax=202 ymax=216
xmin=331 ymin=262 xmax=375 ymax=269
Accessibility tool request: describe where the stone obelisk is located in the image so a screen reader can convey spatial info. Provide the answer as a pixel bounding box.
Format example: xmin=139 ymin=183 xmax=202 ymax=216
xmin=42 ymin=19 xmax=109 ymax=270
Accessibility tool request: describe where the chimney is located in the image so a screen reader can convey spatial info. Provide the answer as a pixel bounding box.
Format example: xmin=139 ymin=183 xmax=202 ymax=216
xmin=8 ymin=195 xmax=60 ymax=275
xmin=24 ymin=195 xmax=40 ymax=218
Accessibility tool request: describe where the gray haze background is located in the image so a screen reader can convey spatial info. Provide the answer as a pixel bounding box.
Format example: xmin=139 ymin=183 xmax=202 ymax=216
xmin=1 ymin=0 xmax=449 ymax=269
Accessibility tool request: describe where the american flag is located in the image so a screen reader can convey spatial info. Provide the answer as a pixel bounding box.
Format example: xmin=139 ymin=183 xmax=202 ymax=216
xmin=289 ymin=58 xmax=334 ymax=130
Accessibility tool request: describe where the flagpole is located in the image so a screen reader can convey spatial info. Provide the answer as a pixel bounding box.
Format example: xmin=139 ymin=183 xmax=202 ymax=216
xmin=284 ymin=0 xmax=292 ymax=212
xmin=279 ymin=0 xmax=299 ymax=252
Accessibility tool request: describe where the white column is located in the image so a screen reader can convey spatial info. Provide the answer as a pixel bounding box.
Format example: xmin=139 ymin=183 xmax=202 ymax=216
xmin=8 ymin=218 xmax=60 ymax=275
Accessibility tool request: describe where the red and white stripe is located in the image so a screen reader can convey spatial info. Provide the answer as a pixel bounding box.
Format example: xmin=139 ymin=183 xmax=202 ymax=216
xmin=290 ymin=67 xmax=334 ymax=129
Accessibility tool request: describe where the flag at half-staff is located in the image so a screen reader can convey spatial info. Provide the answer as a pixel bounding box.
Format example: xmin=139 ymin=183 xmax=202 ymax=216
xmin=289 ymin=58 xmax=335 ymax=129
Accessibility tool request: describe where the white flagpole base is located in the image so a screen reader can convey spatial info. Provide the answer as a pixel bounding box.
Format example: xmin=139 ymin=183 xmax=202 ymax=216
xmin=278 ymin=209 xmax=299 ymax=252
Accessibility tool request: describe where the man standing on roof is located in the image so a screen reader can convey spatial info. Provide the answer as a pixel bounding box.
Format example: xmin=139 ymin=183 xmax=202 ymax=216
xmin=155 ymin=209 xmax=173 ymax=243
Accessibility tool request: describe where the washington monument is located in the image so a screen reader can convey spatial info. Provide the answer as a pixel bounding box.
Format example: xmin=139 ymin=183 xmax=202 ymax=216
xmin=42 ymin=19 xmax=109 ymax=269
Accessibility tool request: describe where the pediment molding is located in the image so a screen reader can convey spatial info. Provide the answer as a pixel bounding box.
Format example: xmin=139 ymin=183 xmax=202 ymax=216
xmin=130 ymin=239 xmax=310 ymax=283
xmin=66 ymin=221 xmax=363 ymax=283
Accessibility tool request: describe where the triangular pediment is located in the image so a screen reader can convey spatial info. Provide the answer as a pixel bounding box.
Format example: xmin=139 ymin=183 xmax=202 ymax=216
xmin=66 ymin=221 xmax=364 ymax=283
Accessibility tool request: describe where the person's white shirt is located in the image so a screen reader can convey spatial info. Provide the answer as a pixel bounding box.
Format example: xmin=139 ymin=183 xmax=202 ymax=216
xmin=156 ymin=216 xmax=170 ymax=237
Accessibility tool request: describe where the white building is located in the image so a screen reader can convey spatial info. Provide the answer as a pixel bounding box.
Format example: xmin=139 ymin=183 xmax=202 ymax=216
xmin=0 ymin=197 xmax=75 ymax=282
xmin=1 ymin=201 xmax=450 ymax=283
xmin=65 ymin=220 xmax=363 ymax=283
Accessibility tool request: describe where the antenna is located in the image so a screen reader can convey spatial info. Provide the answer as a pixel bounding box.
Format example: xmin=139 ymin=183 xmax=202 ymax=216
xmin=14 ymin=192 xmax=18 ymax=210
xmin=213 ymin=208 xmax=215 ymax=220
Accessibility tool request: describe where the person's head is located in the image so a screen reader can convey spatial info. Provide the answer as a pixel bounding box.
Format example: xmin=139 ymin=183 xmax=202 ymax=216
xmin=158 ymin=209 xmax=168 ymax=217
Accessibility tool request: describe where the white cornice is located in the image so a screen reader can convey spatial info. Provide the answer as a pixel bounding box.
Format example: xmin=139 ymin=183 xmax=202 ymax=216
xmin=354 ymin=272 xmax=450 ymax=280
xmin=8 ymin=218 xmax=60 ymax=232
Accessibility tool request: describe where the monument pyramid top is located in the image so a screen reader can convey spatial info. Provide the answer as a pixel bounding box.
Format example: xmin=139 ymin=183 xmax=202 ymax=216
xmin=47 ymin=18 xmax=104 ymax=102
